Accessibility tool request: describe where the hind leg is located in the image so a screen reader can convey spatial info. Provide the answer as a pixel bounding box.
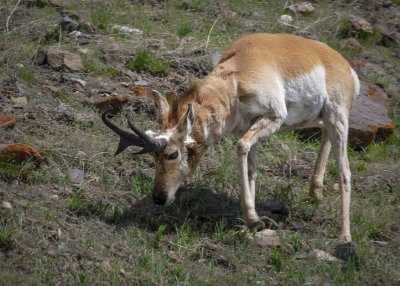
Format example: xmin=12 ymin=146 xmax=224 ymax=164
xmin=326 ymin=110 xmax=352 ymax=242
xmin=310 ymin=128 xmax=331 ymax=200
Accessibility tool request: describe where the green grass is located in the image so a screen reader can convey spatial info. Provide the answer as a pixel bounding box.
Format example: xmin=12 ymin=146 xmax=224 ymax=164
xmin=1 ymin=0 xmax=400 ymax=285
xmin=127 ymin=49 xmax=170 ymax=76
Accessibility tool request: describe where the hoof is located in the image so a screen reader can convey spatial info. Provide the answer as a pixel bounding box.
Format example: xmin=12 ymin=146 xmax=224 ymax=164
xmin=248 ymin=220 xmax=266 ymax=231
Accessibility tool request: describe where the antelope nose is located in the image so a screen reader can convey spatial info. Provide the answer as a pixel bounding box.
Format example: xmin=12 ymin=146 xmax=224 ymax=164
xmin=153 ymin=191 xmax=167 ymax=205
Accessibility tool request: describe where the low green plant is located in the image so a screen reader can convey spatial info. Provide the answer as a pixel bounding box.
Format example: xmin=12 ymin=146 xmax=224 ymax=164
xmin=270 ymin=246 xmax=284 ymax=271
xmin=90 ymin=6 xmax=117 ymax=32
xmin=127 ymin=49 xmax=169 ymax=76
xmin=177 ymin=23 xmax=193 ymax=37
xmin=0 ymin=231 xmax=13 ymax=250
xmin=18 ymin=66 xmax=36 ymax=85
xmin=68 ymin=195 xmax=110 ymax=217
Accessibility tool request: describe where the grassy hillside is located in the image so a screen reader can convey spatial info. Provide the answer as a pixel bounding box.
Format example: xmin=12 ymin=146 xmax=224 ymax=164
xmin=1 ymin=0 xmax=399 ymax=285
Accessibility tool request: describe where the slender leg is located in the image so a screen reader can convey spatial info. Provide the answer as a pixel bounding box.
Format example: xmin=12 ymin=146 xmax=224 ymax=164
xmin=237 ymin=117 xmax=283 ymax=226
xmin=309 ymin=129 xmax=331 ymax=200
xmin=248 ymin=144 xmax=257 ymax=203
xmin=326 ymin=112 xmax=352 ymax=242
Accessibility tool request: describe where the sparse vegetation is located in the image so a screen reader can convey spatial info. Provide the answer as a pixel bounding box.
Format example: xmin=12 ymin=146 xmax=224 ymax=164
xmin=0 ymin=0 xmax=399 ymax=285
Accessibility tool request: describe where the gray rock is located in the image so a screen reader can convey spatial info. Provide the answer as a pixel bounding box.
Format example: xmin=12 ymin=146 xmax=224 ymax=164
xmin=11 ymin=96 xmax=28 ymax=106
xmin=134 ymin=80 xmax=149 ymax=87
xmin=68 ymin=168 xmax=84 ymax=184
xmin=33 ymin=49 xmax=47 ymax=65
xmin=47 ymin=48 xmax=83 ymax=71
xmin=254 ymin=229 xmax=280 ymax=247
xmin=59 ymin=16 xmax=80 ymax=32
xmin=286 ymin=2 xmax=315 ymax=14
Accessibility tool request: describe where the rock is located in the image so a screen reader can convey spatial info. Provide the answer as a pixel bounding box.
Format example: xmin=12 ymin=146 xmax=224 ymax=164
xmin=0 ymin=143 xmax=42 ymax=165
xmin=33 ymin=49 xmax=47 ymax=65
xmin=79 ymin=21 xmax=96 ymax=34
xmin=58 ymin=16 xmax=80 ymax=32
xmin=54 ymin=102 xmax=94 ymax=126
xmin=373 ymin=240 xmax=389 ymax=246
xmin=304 ymin=146 xmax=316 ymax=161
xmin=348 ymin=81 xmax=394 ymax=149
xmin=292 ymin=165 xmax=313 ymax=179
xmin=68 ymin=168 xmax=84 ymax=184
xmin=254 ymin=229 xmax=280 ymax=247
xmin=348 ymin=15 xmax=372 ymax=33
xmin=102 ymin=39 xmax=121 ymax=63
xmin=339 ymin=38 xmax=361 ymax=49
xmin=47 ymin=48 xmax=83 ymax=71
xmin=313 ymin=249 xmax=342 ymax=262
xmin=138 ymin=168 xmax=155 ymax=178
xmin=112 ymin=25 xmax=143 ymax=35
xmin=260 ymin=200 xmax=288 ymax=216
xmin=375 ymin=22 xmax=400 ymax=45
xmin=11 ymin=96 xmax=28 ymax=106
xmin=286 ymin=2 xmax=315 ymax=14
xmin=1 ymin=201 xmax=13 ymax=209
xmin=133 ymin=80 xmax=149 ymax=87
xmin=60 ymin=74 xmax=86 ymax=87
xmin=60 ymin=10 xmax=79 ymax=19
xmin=279 ymin=14 xmax=293 ymax=24
xmin=334 ymin=242 xmax=360 ymax=267
xmin=0 ymin=112 xmax=16 ymax=128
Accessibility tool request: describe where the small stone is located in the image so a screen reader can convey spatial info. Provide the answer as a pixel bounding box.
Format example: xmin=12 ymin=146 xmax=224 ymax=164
xmin=304 ymin=147 xmax=316 ymax=161
xmin=254 ymin=229 xmax=280 ymax=246
xmin=112 ymin=25 xmax=143 ymax=35
xmin=209 ymin=51 xmax=222 ymax=67
xmin=133 ymin=80 xmax=149 ymax=87
xmin=260 ymin=200 xmax=287 ymax=216
xmin=47 ymin=48 xmax=83 ymax=71
xmin=79 ymin=21 xmax=96 ymax=34
xmin=373 ymin=240 xmax=388 ymax=246
xmin=348 ymin=15 xmax=372 ymax=33
xmin=339 ymin=38 xmax=361 ymax=49
xmin=139 ymin=168 xmax=155 ymax=178
xmin=59 ymin=16 xmax=80 ymax=32
xmin=49 ymin=195 xmax=59 ymax=199
xmin=313 ymin=249 xmax=342 ymax=262
xmin=11 ymin=96 xmax=28 ymax=106
xmin=83 ymin=94 xmax=133 ymax=111
xmin=1 ymin=201 xmax=13 ymax=209
xmin=0 ymin=112 xmax=16 ymax=128
xmin=286 ymin=2 xmax=315 ymax=14
xmin=33 ymin=49 xmax=47 ymax=65
xmin=68 ymin=168 xmax=84 ymax=184
xmin=279 ymin=14 xmax=293 ymax=24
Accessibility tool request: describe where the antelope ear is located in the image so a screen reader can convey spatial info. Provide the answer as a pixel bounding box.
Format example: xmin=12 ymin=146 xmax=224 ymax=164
xmin=149 ymin=89 xmax=170 ymax=125
xmin=176 ymin=104 xmax=194 ymax=139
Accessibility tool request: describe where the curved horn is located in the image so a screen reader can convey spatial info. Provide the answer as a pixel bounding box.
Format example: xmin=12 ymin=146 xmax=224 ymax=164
xmin=128 ymin=114 xmax=167 ymax=153
xmin=102 ymin=109 xmax=144 ymax=146
xmin=102 ymin=109 xmax=167 ymax=155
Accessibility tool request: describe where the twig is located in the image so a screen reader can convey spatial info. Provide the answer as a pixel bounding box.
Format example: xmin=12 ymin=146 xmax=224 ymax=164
xmin=6 ymin=0 xmax=22 ymax=34
xmin=204 ymin=15 xmax=221 ymax=51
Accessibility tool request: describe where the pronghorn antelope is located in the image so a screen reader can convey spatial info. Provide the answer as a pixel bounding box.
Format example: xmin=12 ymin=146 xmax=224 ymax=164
xmin=103 ymin=33 xmax=359 ymax=242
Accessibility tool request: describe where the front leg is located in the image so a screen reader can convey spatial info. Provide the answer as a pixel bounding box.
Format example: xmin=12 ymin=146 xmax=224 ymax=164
xmin=237 ymin=116 xmax=283 ymax=228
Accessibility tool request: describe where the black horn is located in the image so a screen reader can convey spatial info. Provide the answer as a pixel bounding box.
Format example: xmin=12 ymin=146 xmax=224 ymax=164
xmin=102 ymin=109 xmax=167 ymax=155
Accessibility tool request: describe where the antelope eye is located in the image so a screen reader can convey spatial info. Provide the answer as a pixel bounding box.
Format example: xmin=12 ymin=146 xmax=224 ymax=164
xmin=165 ymin=150 xmax=179 ymax=160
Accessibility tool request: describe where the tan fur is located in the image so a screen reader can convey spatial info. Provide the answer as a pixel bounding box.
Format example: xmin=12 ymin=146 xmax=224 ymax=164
xmin=147 ymin=33 xmax=358 ymax=242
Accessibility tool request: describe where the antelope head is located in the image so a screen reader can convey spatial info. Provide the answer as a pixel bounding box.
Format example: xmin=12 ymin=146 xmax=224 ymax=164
xmin=102 ymin=90 xmax=205 ymax=206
